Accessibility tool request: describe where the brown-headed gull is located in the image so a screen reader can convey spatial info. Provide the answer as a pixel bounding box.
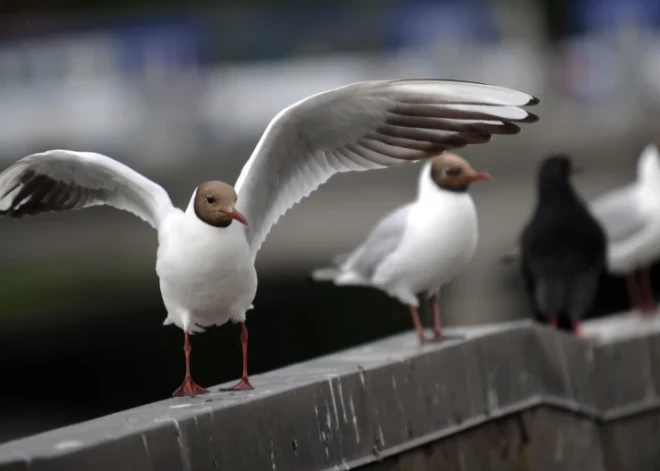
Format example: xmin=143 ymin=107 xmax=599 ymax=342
xmin=590 ymin=143 xmax=660 ymax=315
xmin=311 ymin=152 xmax=492 ymax=343
xmin=0 ymin=79 xmax=539 ymax=395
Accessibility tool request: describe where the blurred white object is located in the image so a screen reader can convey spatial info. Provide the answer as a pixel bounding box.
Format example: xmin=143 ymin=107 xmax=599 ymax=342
xmin=590 ymin=144 xmax=660 ymax=313
xmin=582 ymin=309 xmax=660 ymax=343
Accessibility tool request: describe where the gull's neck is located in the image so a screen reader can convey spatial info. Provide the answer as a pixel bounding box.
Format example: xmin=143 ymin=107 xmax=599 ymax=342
xmin=181 ymin=189 xmax=249 ymax=248
xmin=416 ymin=161 xmax=435 ymax=200
xmin=185 ymin=189 xmax=198 ymax=214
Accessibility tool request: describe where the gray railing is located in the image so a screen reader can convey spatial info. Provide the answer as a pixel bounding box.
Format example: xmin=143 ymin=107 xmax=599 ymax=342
xmin=2 ymin=314 xmax=660 ymax=470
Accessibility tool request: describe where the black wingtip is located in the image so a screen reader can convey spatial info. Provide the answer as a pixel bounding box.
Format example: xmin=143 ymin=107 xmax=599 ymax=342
xmin=465 ymin=133 xmax=492 ymax=145
xmin=442 ymin=136 xmax=469 ymax=151
xmin=501 ymin=122 xmax=522 ymax=135
xmin=0 ymin=208 xmax=23 ymax=219
xmin=527 ymin=96 xmax=541 ymax=106
xmin=521 ymin=111 xmax=540 ymax=123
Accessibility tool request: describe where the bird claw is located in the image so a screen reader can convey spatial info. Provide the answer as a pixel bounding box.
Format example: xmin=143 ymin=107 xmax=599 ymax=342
xmin=418 ymin=335 xmax=432 ymax=345
xmin=432 ymin=331 xmax=444 ymax=342
xmin=572 ymin=322 xmax=584 ymax=338
xmin=419 ymin=332 xmax=463 ymax=344
xmin=172 ymin=378 xmax=209 ymax=397
xmin=219 ymin=377 xmax=254 ymax=392
xmin=640 ymin=304 xmax=656 ymax=316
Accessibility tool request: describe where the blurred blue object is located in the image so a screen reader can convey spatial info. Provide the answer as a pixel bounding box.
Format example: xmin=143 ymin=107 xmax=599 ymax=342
xmin=109 ymin=15 xmax=209 ymax=72
xmin=385 ymin=0 xmax=499 ymax=49
xmin=212 ymin=4 xmax=390 ymax=60
xmin=569 ymin=0 xmax=660 ymax=35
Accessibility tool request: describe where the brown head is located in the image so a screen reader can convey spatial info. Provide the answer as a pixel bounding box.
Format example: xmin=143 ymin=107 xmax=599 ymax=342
xmin=193 ymin=181 xmax=248 ymax=228
xmin=430 ymin=153 xmax=492 ymax=192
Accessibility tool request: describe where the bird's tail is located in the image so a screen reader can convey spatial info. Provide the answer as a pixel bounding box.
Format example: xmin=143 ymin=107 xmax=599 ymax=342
xmin=310 ymin=267 xmax=341 ymax=282
xmin=310 ymin=249 xmax=373 ymax=287
xmin=310 ymin=266 xmax=371 ymax=288
xmin=310 ymin=250 xmax=352 ymax=283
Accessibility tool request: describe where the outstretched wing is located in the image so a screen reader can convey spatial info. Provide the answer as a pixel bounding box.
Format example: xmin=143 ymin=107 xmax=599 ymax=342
xmin=0 ymin=150 xmax=174 ymax=230
xmin=234 ymin=78 xmax=539 ymax=256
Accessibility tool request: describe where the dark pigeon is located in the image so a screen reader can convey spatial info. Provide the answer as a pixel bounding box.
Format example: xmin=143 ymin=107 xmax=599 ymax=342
xmin=520 ymin=155 xmax=606 ymax=336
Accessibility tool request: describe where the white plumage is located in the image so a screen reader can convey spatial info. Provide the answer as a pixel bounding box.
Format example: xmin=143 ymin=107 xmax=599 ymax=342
xmin=0 ymin=78 xmax=539 ymax=394
xmin=157 ymin=195 xmax=257 ymax=333
xmin=591 ymin=144 xmax=660 ymax=274
xmin=312 ymin=153 xmax=488 ymax=342
xmin=590 ymin=143 xmax=660 ymax=313
xmin=321 ymin=163 xmax=477 ymax=304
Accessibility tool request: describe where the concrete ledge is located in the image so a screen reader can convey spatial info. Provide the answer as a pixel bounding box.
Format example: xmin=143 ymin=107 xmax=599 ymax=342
xmin=3 ymin=314 xmax=660 ymax=471
xmin=363 ymin=406 xmax=607 ymax=471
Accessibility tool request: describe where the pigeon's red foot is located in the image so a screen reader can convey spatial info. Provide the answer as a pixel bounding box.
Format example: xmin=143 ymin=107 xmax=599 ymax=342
xmin=431 ymin=330 xmax=444 ymax=342
xmin=219 ymin=377 xmax=254 ymax=392
xmin=640 ymin=304 xmax=656 ymax=316
xmin=416 ymin=333 xmax=434 ymax=345
xmin=572 ymin=321 xmax=584 ymax=338
xmin=172 ymin=378 xmax=209 ymax=397
xmin=549 ymin=317 xmax=558 ymax=329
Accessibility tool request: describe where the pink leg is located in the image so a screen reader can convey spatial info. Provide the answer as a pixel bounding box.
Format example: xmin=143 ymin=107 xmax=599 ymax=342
xmin=220 ymin=322 xmax=254 ymax=391
xmin=172 ymin=331 xmax=209 ymax=397
xmin=429 ymin=295 xmax=444 ymax=341
xmin=408 ymin=306 xmax=430 ymax=344
xmin=549 ymin=317 xmax=557 ymax=329
xmin=638 ymin=268 xmax=656 ymax=315
xmin=572 ymin=320 xmax=584 ymax=338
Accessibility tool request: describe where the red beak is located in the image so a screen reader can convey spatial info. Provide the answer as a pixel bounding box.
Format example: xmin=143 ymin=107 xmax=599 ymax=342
xmin=223 ymin=209 xmax=248 ymax=226
xmin=467 ymin=171 xmax=492 ymax=182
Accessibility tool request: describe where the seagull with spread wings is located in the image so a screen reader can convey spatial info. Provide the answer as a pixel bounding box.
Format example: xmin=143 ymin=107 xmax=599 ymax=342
xmin=0 ymin=79 xmax=539 ymax=396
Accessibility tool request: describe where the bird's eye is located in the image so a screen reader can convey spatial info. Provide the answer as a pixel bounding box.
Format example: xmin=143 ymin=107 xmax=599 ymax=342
xmin=443 ymin=167 xmax=462 ymax=177
xmin=205 ymin=194 xmax=215 ymax=204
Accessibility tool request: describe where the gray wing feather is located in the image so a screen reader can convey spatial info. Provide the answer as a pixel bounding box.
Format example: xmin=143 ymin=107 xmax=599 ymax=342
xmin=235 ymin=79 xmax=539 ymax=256
xmin=0 ymin=150 xmax=174 ymax=229
xmin=341 ymin=204 xmax=413 ymax=280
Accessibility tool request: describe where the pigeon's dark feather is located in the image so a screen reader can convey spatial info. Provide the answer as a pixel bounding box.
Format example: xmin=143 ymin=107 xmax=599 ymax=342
xmin=519 ymin=155 xmax=606 ymax=326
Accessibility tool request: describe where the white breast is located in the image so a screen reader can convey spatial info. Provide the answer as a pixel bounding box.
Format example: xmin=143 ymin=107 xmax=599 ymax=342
xmin=372 ymin=189 xmax=478 ymax=306
xmin=604 ymin=150 xmax=660 ymax=273
xmin=155 ymin=211 xmax=257 ymax=333
xmin=608 ymin=186 xmax=660 ymax=273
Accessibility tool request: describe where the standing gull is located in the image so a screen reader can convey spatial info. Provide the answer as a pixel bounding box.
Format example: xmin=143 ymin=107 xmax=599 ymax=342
xmin=0 ymin=79 xmax=539 ymax=396
xmin=311 ymin=153 xmax=491 ymax=343
xmin=520 ymin=155 xmax=606 ymax=336
xmin=590 ymin=144 xmax=660 ymax=315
